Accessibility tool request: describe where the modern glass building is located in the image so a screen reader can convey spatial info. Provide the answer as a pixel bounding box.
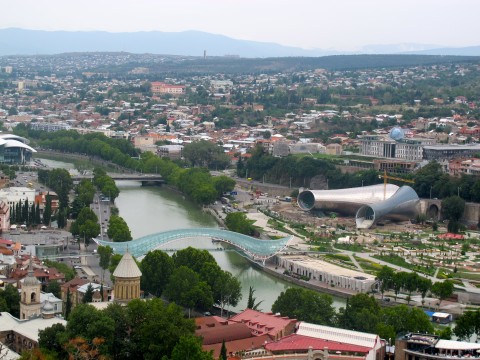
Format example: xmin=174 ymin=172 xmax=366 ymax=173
xmin=0 ymin=134 xmax=36 ymax=164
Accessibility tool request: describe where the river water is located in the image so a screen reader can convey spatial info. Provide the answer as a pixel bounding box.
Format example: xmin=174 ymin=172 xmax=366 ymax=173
xmin=39 ymin=157 xmax=345 ymax=312
xmin=114 ymin=181 xmax=345 ymax=312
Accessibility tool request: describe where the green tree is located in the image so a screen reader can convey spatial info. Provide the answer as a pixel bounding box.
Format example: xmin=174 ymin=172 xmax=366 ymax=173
xmin=45 ymin=280 xmax=61 ymax=298
xmin=140 ymin=250 xmax=174 ymax=297
xmin=82 ymin=284 xmax=94 ymax=304
xmin=43 ymin=194 xmax=52 ymax=226
xmin=213 ymin=176 xmax=236 ymax=198
xmin=164 ymin=266 xmax=214 ymax=318
xmin=272 ymin=288 xmax=336 ymax=326
xmin=246 ymin=286 xmax=264 ymax=310
xmin=454 ymin=310 xmax=477 ymax=341
xmin=38 ymin=323 xmax=68 ymax=359
xmin=217 ymin=271 xmax=242 ymax=317
xmin=0 ymin=284 xmax=20 ymax=317
xmin=107 ymin=215 xmax=132 ymax=242
xmin=442 ymin=196 xmax=465 ymax=233
xmin=70 ymin=207 xmax=100 ymax=247
xmin=97 ymin=245 xmax=113 ymax=283
xmin=127 ymin=298 xmax=195 ymax=360
xmin=431 ymin=280 xmax=455 ymax=307
xmin=376 ymin=266 xmax=395 ymax=299
xmin=65 ymin=288 xmax=72 ymax=320
xmin=170 ymin=335 xmax=214 ymax=360
xmin=219 ymin=339 xmax=227 ymax=360
xmin=172 ymin=247 xmax=216 ymax=274
xmin=225 ymin=212 xmax=256 ymax=236
xmin=339 ymin=293 xmax=380 ymax=333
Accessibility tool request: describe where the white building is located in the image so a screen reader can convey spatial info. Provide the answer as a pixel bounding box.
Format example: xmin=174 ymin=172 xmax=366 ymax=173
xmin=0 ymin=187 xmax=36 ymax=207
xmin=277 ymin=255 xmax=376 ymax=292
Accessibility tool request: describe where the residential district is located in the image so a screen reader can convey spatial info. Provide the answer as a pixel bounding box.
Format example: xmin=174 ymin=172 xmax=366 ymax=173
xmin=0 ymin=54 xmax=480 ymax=359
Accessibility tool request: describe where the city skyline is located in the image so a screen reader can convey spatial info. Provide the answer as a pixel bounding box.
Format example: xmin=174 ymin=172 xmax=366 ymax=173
xmin=2 ymin=0 xmax=480 ymax=52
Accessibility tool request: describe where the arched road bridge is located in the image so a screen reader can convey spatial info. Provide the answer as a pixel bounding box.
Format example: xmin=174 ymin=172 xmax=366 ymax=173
xmin=93 ymin=228 xmax=294 ymax=263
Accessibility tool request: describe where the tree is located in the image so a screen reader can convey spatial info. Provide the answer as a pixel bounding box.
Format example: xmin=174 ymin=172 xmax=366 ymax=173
xmin=219 ymin=339 xmax=227 ymax=360
xmin=431 ymin=280 xmax=455 ymax=307
xmin=38 ymin=323 xmax=68 ymax=359
xmin=97 ymin=246 xmax=113 ymax=283
xmin=272 ymin=288 xmax=336 ymax=326
xmin=217 ymin=271 xmax=242 ymax=317
xmin=82 ymin=284 xmax=94 ymax=304
xmin=442 ymin=196 xmax=465 ymax=233
xmin=140 ymin=250 xmax=174 ymax=297
xmin=66 ymin=304 xmax=115 ymax=354
xmin=0 ymin=284 xmax=20 ymax=317
xmin=170 ymin=335 xmax=214 ymax=360
xmin=172 ymin=247 xmax=216 ymax=274
xmin=164 ymin=266 xmax=214 ymax=318
xmin=70 ymin=208 xmax=100 ymax=247
xmin=213 ymin=176 xmax=236 ymax=198
xmin=339 ymin=293 xmax=380 ymax=333
xmin=45 ymin=280 xmax=61 ymax=298
xmin=454 ymin=310 xmax=477 ymax=341
xmin=380 ymin=305 xmax=433 ymax=336
xmin=65 ymin=288 xmax=72 ymax=320
xmin=127 ymin=298 xmax=195 ymax=360
xmin=376 ymin=266 xmax=395 ymax=299
xmin=42 ymin=194 xmax=52 ymax=226
xmin=107 ymin=215 xmax=132 ymax=242
xmin=225 ymin=212 xmax=256 ymax=236
xmin=247 ymin=286 xmax=264 ymax=310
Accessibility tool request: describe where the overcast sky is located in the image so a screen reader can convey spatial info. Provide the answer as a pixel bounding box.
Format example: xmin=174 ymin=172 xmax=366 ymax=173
xmin=3 ymin=0 xmax=479 ymax=51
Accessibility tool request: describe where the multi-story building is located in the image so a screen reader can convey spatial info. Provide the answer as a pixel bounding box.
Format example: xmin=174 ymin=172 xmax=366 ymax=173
xmin=359 ymin=135 xmax=435 ymax=161
xmin=423 ymin=144 xmax=480 ymax=161
xmin=151 ymin=82 xmax=186 ymax=95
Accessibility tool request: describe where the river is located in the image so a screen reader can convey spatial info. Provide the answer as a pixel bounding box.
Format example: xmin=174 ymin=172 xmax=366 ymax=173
xmin=39 ymin=157 xmax=345 ymax=312
xmin=114 ymin=181 xmax=346 ymax=312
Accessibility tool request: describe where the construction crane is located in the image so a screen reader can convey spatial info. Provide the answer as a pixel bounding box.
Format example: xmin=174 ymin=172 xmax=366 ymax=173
xmin=378 ymin=169 xmax=415 ymax=200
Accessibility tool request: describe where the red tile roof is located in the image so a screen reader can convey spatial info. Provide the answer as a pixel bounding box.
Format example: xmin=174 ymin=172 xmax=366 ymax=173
xmin=203 ymin=334 xmax=271 ymax=358
xmin=265 ymin=334 xmax=371 ymax=353
xmin=198 ymin=323 xmax=253 ymax=345
xmin=228 ymin=309 xmax=296 ymax=338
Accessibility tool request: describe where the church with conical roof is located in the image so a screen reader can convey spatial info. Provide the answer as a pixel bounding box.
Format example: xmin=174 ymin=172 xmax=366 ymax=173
xmin=113 ymin=251 xmax=142 ymax=303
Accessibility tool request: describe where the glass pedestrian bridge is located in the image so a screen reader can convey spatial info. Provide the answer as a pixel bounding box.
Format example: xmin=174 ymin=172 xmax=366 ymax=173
xmin=94 ymin=228 xmax=294 ymax=262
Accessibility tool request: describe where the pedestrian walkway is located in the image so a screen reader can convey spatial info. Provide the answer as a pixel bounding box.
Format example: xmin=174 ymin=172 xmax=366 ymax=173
xmin=348 ymin=254 xmax=364 ymax=272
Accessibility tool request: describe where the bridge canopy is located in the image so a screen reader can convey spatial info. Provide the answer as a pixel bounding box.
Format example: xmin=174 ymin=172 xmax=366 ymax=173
xmin=94 ymin=228 xmax=293 ymax=260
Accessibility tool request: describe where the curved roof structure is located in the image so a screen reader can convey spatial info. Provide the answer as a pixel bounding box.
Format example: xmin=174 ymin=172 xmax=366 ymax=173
xmin=297 ymin=184 xmax=399 ymax=215
xmin=355 ymin=186 xmax=419 ymax=229
xmin=94 ymin=228 xmax=294 ymax=261
xmin=0 ymin=134 xmax=31 ymax=144
xmin=0 ymin=138 xmax=37 ymax=152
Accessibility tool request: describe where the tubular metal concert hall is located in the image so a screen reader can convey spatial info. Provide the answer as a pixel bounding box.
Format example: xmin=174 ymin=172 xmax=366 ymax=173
xmin=297 ymin=184 xmax=419 ymax=229
xmin=0 ymin=134 xmax=37 ymax=164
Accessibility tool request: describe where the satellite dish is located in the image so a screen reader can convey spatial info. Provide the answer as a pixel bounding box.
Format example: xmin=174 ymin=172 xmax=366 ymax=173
xmin=389 ymin=127 xmax=404 ymax=141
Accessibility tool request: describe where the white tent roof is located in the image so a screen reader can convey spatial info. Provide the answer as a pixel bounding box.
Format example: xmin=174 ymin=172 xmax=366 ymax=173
xmin=436 ymin=340 xmax=480 ymax=351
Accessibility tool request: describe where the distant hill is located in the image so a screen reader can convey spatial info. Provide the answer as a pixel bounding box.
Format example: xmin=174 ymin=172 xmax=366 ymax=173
xmin=2 ymin=28 xmax=480 ymax=58
xmin=0 ymin=28 xmax=335 ymax=58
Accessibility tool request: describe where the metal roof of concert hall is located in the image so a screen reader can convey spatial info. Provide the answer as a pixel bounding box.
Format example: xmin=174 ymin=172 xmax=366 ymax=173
xmin=94 ymin=228 xmax=294 ymax=261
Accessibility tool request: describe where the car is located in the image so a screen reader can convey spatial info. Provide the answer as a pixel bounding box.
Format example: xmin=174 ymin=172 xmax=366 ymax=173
xmin=203 ymin=312 xmax=212 ymax=316
xmin=74 ymin=265 xmax=82 ymax=269
xmin=383 ymin=297 xmax=391 ymax=302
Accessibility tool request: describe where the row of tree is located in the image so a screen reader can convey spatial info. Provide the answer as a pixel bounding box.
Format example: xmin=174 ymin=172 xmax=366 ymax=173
xmin=239 ymin=145 xmax=382 ymax=189
xmin=377 ymin=266 xmax=454 ymax=306
xmin=454 ymin=309 xmax=480 ymax=341
xmin=9 ymin=199 xmax=41 ymax=226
